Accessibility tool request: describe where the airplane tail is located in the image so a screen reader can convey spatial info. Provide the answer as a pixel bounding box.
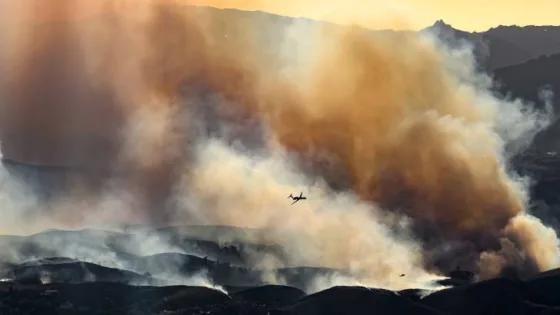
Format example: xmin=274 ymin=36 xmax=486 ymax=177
xmin=288 ymin=194 xmax=294 ymax=199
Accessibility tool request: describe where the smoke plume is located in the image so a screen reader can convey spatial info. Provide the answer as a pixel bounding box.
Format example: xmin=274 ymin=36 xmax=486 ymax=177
xmin=0 ymin=0 xmax=558 ymax=291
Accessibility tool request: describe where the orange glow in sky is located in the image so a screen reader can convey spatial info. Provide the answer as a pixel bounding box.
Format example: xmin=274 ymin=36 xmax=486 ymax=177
xmin=4 ymin=0 xmax=559 ymax=31
xmin=200 ymin=0 xmax=560 ymax=31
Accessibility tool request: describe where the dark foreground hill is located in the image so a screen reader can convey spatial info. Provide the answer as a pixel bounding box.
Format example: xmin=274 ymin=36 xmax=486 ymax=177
xmin=2 ymin=227 xmax=560 ymax=314
xmin=4 ymin=271 xmax=560 ymax=315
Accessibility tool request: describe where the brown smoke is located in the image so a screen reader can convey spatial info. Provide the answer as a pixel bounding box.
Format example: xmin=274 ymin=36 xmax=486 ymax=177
xmin=0 ymin=1 xmax=126 ymax=170
xmin=249 ymin=29 xmax=528 ymax=274
xmin=0 ymin=0 xmax=558 ymax=288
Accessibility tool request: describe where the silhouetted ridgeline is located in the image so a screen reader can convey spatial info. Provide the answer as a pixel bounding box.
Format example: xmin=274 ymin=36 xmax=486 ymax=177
xmin=1 ymin=228 xmax=560 ymax=314
xmin=425 ymin=20 xmax=560 ymax=69
xmin=493 ymin=53 xmax=560 ymax=109
xmin=493 ymin=53 xmax=560 ymax=153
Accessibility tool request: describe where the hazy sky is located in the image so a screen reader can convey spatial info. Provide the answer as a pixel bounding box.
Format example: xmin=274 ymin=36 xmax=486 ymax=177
xmin=4 ymin=0 xmax=559 ymax=32
xmin=187 ymin=0 xmax=559 ymax=31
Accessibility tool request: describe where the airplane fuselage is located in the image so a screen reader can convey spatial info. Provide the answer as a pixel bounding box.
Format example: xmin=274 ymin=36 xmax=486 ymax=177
xmin=288 ymin=192 xmax=307 ymax=204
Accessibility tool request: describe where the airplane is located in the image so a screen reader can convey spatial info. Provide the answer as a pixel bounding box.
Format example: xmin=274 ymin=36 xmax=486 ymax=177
xmin=288 ymin=192 xmax=307 ymax=205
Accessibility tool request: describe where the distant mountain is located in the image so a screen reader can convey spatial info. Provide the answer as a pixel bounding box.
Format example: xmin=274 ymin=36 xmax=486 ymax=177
xmin=493 ymin=53 xmax=560 ymax=153
xmin=424 ymin=20 xmax=560 ymax=69
xmin=423 ymin=20 xmax=491 ymax=69
xmin=422 ymin=23 xmax=560 ymax=156
xmin=25 ymin=9 xmax=560 ymax=73
xmin=481 ymin=34 xmax=533 ymax=69
xmin=493 ymin=53 xmax=560 ymax=107
xmin=484 ymin=25 xmax=560 ymax=61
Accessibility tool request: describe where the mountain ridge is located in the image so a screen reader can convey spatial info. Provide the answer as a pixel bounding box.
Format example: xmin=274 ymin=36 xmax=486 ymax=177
xmin=18 ymin=5 xmax=560 ymax=70
xmin=423 ymin=19 xmax=560 ymax=69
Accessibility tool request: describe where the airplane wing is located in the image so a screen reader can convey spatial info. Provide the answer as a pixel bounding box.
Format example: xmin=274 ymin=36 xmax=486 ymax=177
xmin=291 ymin=199 xmax=299 ymax=205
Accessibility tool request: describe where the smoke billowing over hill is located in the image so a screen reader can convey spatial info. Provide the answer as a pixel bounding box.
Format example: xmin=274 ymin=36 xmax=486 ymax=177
xmin=0 ymin=0 xmax=558 ymax=292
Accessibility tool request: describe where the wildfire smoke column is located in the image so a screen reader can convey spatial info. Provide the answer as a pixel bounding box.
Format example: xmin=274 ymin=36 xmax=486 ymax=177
xmin=0 ymin=0 xmax=557 ymax=283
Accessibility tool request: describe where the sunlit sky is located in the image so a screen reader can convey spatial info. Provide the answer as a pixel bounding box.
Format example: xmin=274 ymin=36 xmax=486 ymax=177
xmin=5 ymin=0 xmax=559 ymax=32
xmin=185 ymin=0 xmax=560 ymax=31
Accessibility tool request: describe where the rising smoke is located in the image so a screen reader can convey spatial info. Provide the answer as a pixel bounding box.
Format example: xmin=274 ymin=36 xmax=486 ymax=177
xmin=0 ymin=0 xmax=558 ymax=292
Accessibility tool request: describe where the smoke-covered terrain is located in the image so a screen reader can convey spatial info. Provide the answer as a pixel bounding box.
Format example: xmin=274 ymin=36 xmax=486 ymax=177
xmin=0 ymin=1 xmax=559 ymax=314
